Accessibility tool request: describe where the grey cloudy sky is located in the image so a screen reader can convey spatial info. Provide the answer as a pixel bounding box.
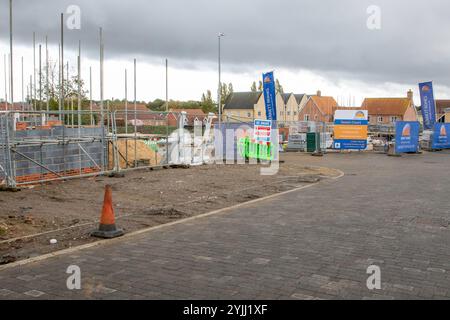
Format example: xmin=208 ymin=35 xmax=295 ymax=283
xmin=1 ymin=0 xmax=450 ymax=102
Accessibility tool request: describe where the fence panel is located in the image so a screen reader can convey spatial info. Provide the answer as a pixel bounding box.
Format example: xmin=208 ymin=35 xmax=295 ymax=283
xmin=0 ymin=110 xmax=107 ymax=186
xmin=285 ymin=121 xmax=332 ymax=153
xmin=215 ymin=119 xmax=279 ymax=162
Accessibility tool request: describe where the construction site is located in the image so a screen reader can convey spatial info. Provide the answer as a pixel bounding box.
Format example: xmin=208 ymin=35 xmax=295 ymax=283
xmin=0 ymin=111 xmax=339 ymax=260
xmin=0 ymin=105 xmax=341 ymax=264
xmin=2 ymin=0 xmax=450 ymax=306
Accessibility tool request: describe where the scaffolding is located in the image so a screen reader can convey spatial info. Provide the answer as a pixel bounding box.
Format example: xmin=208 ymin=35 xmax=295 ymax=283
xmin=0 ymin=109 xmax=214 ymax=187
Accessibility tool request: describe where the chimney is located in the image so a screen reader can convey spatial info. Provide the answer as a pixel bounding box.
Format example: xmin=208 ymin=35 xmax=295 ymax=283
xmin=407 ymin=89 xmax=413 ymax=101
xmin=316 ymin=90 xmax=321 ymax=97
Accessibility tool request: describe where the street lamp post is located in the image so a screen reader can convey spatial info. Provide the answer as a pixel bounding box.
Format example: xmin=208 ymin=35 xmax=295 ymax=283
xmin=218 ymin=32 xmax=224 ymax=128
xmin=9 ymin=0 xmax=13 ymax=110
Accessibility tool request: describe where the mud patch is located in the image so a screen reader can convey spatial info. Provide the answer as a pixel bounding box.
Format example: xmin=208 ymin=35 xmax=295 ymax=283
xmin=413 ymin=216 xmax=449 ymax=228
xmin=140 ymin=208 xmax=187 ymax=217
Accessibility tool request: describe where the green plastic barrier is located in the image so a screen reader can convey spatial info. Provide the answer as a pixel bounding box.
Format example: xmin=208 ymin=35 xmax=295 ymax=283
xmin=238 ymin=136 xmax=274 ymax=160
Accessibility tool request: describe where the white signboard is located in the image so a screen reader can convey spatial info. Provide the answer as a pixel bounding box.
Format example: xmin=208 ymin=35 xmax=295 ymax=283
xmin=253 ymin=119 xmax=272 ymax=143
xmin=334 ymin=110 xmax=368 ymax=121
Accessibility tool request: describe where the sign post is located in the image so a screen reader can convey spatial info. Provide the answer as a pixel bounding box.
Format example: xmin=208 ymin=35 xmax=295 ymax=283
xmin=431 ymin=123 xmax=450 ymax=149
xmin=395 ymin=121 xmax=420 ymax=154
xmin=333 ymin=110 xmax=368 ymax=150
xmin=254 ymin=119 xmax=272 ymax=143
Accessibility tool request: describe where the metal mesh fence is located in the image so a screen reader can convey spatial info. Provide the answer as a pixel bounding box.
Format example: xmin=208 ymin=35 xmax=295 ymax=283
xmin=284 ymin=121 xmax=333 ymax=153
xmin=0 ymin=109 xmax=216 ymax=187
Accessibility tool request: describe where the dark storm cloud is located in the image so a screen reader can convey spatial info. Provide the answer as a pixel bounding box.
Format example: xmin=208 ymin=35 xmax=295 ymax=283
xmin=2 ymin=0 xmax=450 ymax=86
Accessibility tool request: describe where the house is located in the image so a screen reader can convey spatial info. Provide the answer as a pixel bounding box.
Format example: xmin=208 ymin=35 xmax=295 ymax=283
xmin=223 ymin=91 xmax=309 ymax=123
xmin=223 ymin=91 xmax=264 ymax=122
xmin=168 ymin=108 xmax=207 ymax=127
xmin=361 ymin=90 xmax=417 ymax=125
xmin=255 ymin=92 xmax=293 ymax=121
xmin=293 ymin=94 xmax=308 ymax=115
xmin=435 ymin=100 xmax=450 ymax=120
xmin=278 ymin=93 xmax=300 ymax=123
xmin=298 ymin=91 xmax=338 ymax=122
xmin=110 ymin=102 xmax=167 ymax=126
xmin=0 ymin=102 xmax=31 ymax=111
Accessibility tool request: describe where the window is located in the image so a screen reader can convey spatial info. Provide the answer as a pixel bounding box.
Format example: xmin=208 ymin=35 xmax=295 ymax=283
xmin=258 ymin=111 xmax=261 ymax=117
xmin=294 ymin=111 xmax=297 ymax=116
xmin=247 ymin=112 xmax=251 ymax=118
xmin=287 ymin=111 xmax=291 ymax=116
xmin=377 ymin=116 xmax=383 ymax=123
xmin=304 ymin=114 xmax=310 ymax=121
xmin=390 ymin=116 xmax=398 ymax=123
xmin=280 ymin=111 xmax=284 ymax=116
xmin=368 ymin=115 xmax=371 ymax=123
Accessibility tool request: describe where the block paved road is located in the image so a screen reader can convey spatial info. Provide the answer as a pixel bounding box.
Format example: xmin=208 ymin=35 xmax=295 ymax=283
xmin=1 ymin=152 xmax=450 ymax=300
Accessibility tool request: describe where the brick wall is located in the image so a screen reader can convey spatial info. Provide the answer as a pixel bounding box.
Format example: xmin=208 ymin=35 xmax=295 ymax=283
xmin=298 ymin=99 xmax=332 ymax=123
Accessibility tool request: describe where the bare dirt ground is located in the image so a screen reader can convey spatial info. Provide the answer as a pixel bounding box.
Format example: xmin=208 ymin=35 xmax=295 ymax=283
xmin=0 ymin=153 xmax=340 ymax=265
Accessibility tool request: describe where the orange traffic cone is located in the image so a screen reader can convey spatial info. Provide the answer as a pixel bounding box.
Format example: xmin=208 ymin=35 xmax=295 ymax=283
xmin=91 ymin=185 xmax=124 ymax=238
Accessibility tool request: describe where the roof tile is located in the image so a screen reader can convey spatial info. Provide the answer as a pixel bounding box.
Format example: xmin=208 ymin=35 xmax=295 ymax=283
xmin=361 ymin=98 xmax=411 ymax=116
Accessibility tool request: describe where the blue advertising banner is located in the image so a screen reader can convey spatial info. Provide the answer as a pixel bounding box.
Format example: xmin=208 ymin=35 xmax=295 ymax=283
xmin=395 ymin=121 xmax=420 ymax=153
xmin=419 ymin=81 xmax=437 ymax=130
xmin=432 ymin=123 xmax=450 ymax=149
xmin=262 ymin=71 xmax=277 ymax=121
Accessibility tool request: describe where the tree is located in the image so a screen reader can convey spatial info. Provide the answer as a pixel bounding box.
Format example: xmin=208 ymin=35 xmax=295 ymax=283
xmin=31 ymin=60 xmax=88 ymax=111
xmin=228 ymin=83 xmax=233 ymax=96
xmin=252 ymin=80 xmax=263 ymax=91
xmin=147 ymin=99 xmax=166 ymax=111
xmin=220 ymin=82 xmax=233 ymax=106
xmin=201 ymin=90 xmax=216 ymax=113
xmin=66 ymin=75 xmax=88 ymax=100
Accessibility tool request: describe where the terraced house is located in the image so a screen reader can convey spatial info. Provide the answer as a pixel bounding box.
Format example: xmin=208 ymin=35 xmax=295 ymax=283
xmin=222 ymin=91 xmax=264 ymax=122
xmin=223 ymin=92 xmax=308 ymax=123
xmin=279 ymin=93 xmax=308 ymax=124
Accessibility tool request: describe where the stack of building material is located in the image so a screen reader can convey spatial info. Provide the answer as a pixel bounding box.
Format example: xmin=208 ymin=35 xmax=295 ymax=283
xmin=108 ymin=139 xmax=162 ymax=169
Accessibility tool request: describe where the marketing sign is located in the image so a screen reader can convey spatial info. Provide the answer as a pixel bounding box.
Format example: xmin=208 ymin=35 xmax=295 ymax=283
xmin=254 ymin=119 xmax=272 ymax=143
xmin=395 ymin=121 xmax=420 ymax=153
xmin=432 ymin=123 xmax=450 ymax=149
xmin=262 ymin=71 xmax=277 ymax=121
xmin=333 ymin=110 xmax=368 ymax=150
xmin=419 ymin=81 xmax=437 ymax=130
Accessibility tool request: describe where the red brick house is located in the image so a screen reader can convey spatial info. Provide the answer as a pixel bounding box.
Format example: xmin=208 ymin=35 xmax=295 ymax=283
xmin=109 ymin=102 xmax=166 ymax=126
xmin=168 ymin=109 xmax=207 ymax=127
xmin=298 ymin=91 xmax=338 ymax=122
xmin=361 ymin=90 xmax=417 ymax=125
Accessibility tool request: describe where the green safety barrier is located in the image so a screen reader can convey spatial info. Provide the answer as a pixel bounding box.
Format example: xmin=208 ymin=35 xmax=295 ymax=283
xmin=238 ymin=136 xmax=274 ymax=161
